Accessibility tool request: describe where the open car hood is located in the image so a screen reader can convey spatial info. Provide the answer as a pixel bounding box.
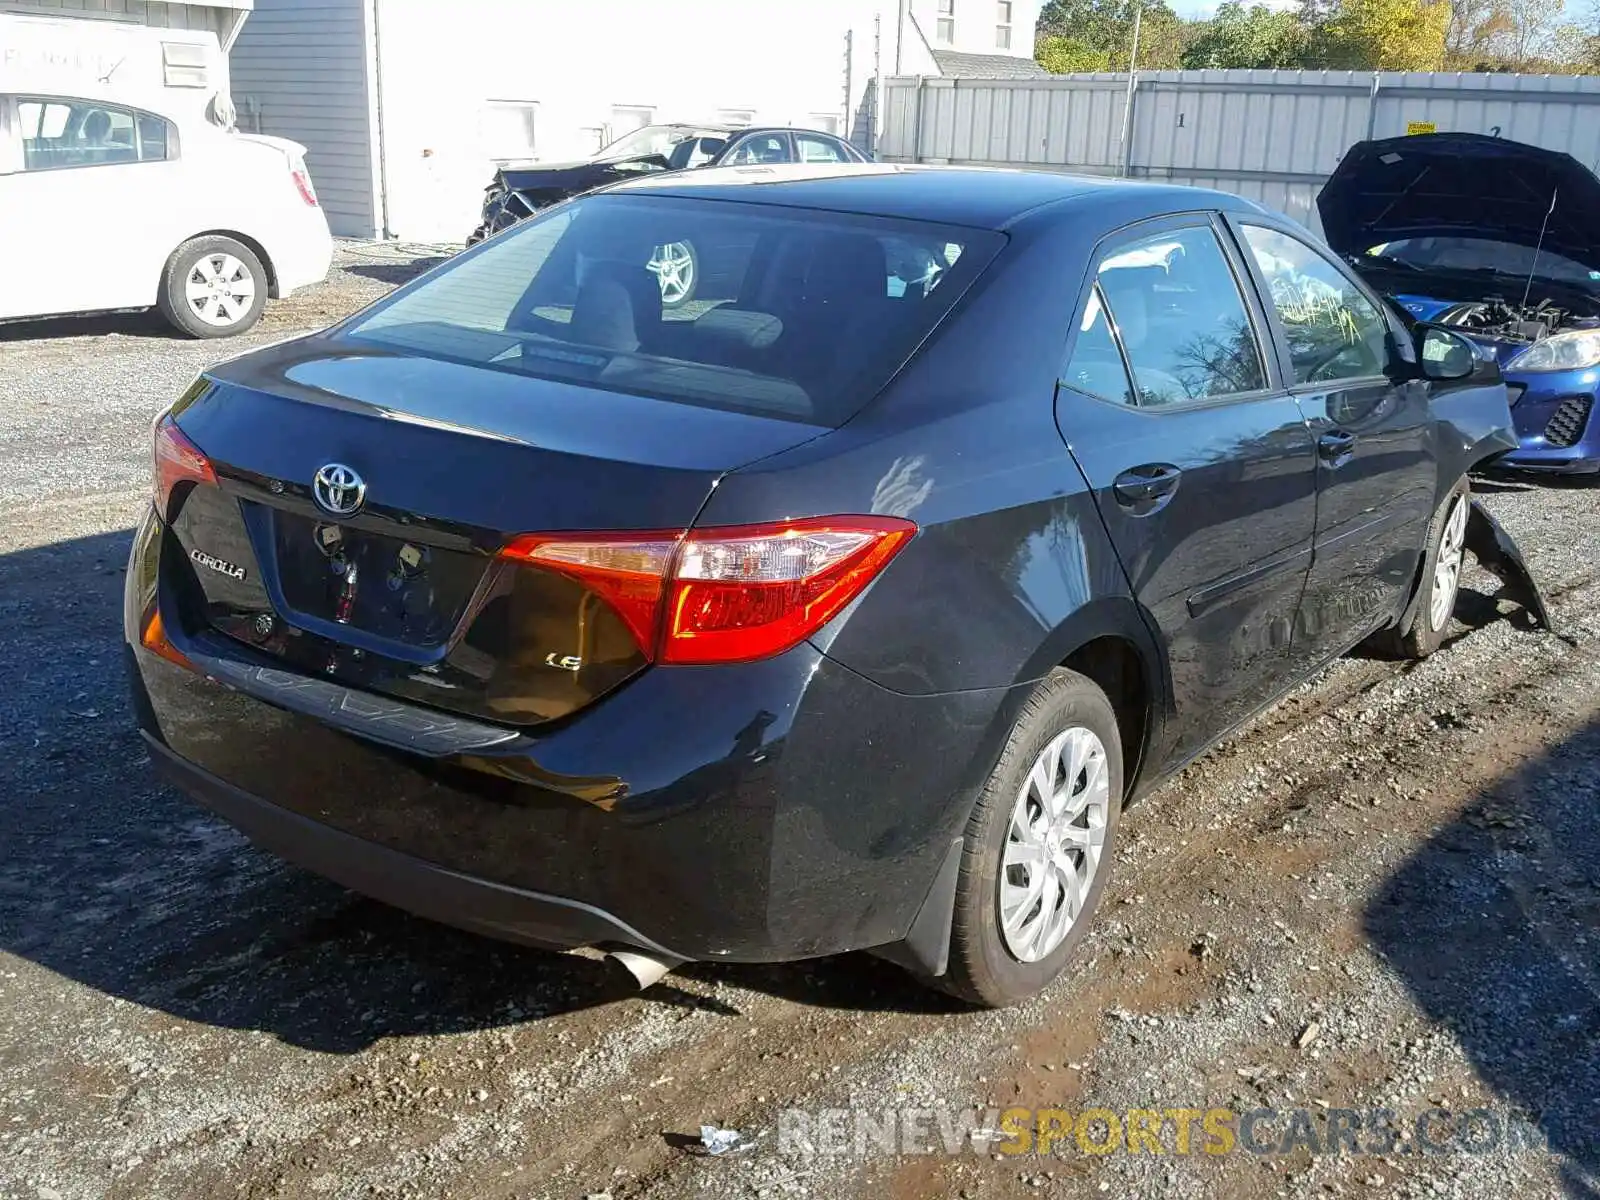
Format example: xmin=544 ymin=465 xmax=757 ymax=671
xmin=1317 ymin=133 xmax=1600 ymax=275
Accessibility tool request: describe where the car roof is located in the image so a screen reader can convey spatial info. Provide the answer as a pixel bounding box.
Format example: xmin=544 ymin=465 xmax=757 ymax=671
xmin=605 ymin=163 xmax=1260 ymax=230
xmin=647 ymin=123 xmax=844 ymax=137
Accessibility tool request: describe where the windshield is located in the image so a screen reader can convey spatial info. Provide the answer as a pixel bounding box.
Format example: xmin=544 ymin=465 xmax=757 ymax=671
xmin=342 ymin=194 xmax=1003 ymax=426
xmin=1367 ymin=238 xmax=1600 ymax=287
xmin=596 ymin=125 xmax=704 ymax=162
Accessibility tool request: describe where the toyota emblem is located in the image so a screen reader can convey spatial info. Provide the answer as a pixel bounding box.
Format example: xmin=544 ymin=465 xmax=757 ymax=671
xmin=312 ymin=463 xmax=366 ymax=517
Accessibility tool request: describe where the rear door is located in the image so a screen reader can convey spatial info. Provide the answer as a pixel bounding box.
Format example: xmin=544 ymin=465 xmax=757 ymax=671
xmin=1228 ymin=220 xmax=1435 ymax=668
xmin=0 ymin=96 xmax=183 ymax=319
xmin=1055 ymin=215 xmax=1318 ymax=768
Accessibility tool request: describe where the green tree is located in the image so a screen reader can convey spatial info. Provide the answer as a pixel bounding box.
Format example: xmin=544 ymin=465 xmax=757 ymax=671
xmin=1308 ymin=0 xmax=1450 ymax=68
xmin=1036 ymin=34 xmax=1113 ymax=72
xmin=1182 ymin=2 xmax=1311 ymax=68
xmin=1035 ymin=0 xmax=1191 ymax=70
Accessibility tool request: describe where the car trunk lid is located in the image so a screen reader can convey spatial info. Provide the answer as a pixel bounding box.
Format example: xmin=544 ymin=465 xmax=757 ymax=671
xmin=160 ymin=336 xmax=828 ymax=726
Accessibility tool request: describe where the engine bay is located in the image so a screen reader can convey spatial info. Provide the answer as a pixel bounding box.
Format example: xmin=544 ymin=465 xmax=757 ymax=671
xmin=1435 ymin=297 xmax=1600 ymax=345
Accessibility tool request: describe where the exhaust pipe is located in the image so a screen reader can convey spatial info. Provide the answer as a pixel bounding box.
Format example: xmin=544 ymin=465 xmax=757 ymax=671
xmin=604 ymin=946 xmax=685 ymax=990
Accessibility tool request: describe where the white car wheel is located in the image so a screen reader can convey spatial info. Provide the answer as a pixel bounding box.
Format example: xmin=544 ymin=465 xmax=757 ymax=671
xmin=159 ymin=236 xmax=269 ymax=339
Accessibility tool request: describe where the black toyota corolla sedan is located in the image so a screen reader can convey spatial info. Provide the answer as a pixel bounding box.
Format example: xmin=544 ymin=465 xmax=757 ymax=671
xmin=128 ymin=163 xmax=1532 ymax=1006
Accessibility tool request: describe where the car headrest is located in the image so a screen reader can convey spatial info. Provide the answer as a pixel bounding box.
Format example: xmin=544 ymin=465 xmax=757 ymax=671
xmin=82 ymin=110 xmax=113 ymax=143
xmin=569 ymin=261 xmax=662 ymax=352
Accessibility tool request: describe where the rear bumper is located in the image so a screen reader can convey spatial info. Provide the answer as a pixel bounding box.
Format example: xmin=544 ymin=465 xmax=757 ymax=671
xmin=143 ymin=731 xmax=681 ymax=955
xmin=269 ymin=214 xmax=334 ymax=298
xmin=127 ymin=513 xmax=1019 ymax=963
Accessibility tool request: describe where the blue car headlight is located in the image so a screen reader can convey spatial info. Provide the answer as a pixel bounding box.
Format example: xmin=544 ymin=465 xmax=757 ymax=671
xmin=1509 ymin=329 xmax=1600 ymax=372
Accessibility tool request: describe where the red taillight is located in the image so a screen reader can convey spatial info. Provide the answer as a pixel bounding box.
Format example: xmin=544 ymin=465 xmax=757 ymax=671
xmin=153 ymin=414 xmax=215 ymax=520
xmin=501 ymin=530 xmax=681 ymax=655
xmin=499 ymin=516 xmax=916 ymax=666
xmin=291 ymin=161 xmax=319 ymax=207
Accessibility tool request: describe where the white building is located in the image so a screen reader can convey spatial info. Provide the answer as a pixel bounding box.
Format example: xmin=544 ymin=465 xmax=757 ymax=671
xmin=0 ymin=0 xmax=250 ymax=43
xmin=226 ymin=0 xmax=1042 ymax=243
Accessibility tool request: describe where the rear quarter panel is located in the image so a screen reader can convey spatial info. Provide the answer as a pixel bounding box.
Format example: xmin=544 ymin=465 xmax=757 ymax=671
xmin=697 ymin=211 xmax=1153 ymax=699
xmin=161 ymin=126 xmax=329 ymax=293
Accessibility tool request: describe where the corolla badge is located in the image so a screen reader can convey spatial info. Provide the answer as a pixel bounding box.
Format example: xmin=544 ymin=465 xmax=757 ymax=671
xmin=190 ymin=548 xmax=247 ymax=580
xmin=313 ymin=463 xmax=366 ymax=517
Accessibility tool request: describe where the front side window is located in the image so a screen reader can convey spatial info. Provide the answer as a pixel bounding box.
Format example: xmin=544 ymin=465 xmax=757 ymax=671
xmin=936 ymin=17 xmax=956 ymax=42
xmin=1243 ymin=225 xmax=1389 ymax=385
xmin=675 ymin=136 xmax=727 ymax=168
xmin=1093 ymin=225 xmax=1267 ymax=405
xmin=725 ymin=133 xmax=790 ymax=165
xmin=18 ymin=98 xmax=170 ymax=170
xmin=343 ymin=195 xmax=1004 ymax=427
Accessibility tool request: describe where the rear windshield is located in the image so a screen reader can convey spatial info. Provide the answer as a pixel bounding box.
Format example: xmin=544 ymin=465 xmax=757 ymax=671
xmin=342 ymin=194 xmax=1003 ymax=426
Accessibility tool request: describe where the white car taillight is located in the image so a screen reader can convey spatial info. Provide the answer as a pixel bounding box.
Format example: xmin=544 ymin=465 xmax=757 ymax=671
xmin=290 ymin=158 xmax=320 ymax=207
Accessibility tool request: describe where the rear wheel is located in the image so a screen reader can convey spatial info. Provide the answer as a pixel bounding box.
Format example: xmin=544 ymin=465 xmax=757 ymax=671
xmin=1377 ymin=477 xmax=1470 ymax=660
xmin=936 ymin=669 xmax=1124 ymax=1008
xmin=158 ymin=236 xmax=268 ymax=339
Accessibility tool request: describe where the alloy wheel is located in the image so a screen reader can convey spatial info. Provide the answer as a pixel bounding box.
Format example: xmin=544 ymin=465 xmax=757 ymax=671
xmin=1428 ymin=494 xmax=1469 ymax=633
xmin=646 ymin=242 xmax=696 ymax=306
xmin=998 ymin=726 xmax=1111 ymax=963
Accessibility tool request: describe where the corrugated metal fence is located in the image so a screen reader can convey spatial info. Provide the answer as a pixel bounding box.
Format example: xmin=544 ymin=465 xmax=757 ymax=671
xmin=880 ymin=69 xmax=1600 ymax=232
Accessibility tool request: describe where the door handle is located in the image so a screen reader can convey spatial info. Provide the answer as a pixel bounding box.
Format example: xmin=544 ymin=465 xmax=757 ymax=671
xmin=1318 ymin=430 xmax=1357 ymax=466
xmin=1113 ymin=464 xmax=1182 ymax=511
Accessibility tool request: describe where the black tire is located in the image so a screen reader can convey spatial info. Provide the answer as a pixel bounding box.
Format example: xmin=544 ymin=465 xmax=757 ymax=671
xmin=1374 ymin=477 xmax=1471 ymax=660
xmin=936 ymin=668 xmax=1125 ymax=1008
xmin=157 ymin=236 xmax=268 ymax=339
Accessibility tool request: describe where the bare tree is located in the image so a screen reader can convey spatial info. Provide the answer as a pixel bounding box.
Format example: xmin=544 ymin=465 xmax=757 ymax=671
xmin=1444 ymin=0 xmax=1509 ymax=63
xmin=1498 ymin=0 xmax=1564 ymax=64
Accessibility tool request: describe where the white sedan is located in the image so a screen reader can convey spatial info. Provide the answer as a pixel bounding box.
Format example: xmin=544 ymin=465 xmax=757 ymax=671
xmin=0 ymin=93 xmax=333 ymax=337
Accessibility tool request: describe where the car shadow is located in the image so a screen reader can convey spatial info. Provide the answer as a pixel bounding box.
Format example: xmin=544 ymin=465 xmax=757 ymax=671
xmin=1349 ymin=580 xmax=1543 ymax=663
xmin=0 ymin=309 xmax=179 ymax=343
xmin=0 ymin=530 xmax=953 ymax=1057
xmin=342 ymin=256 xmax=451 ymax=285
xmin=1364 ymin=715 xmax=1600 ymax=1193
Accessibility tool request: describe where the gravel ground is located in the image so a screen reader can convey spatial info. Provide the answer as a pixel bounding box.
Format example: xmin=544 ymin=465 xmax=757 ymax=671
xmin=1 ymin=247 xmax=1596 ymax=1200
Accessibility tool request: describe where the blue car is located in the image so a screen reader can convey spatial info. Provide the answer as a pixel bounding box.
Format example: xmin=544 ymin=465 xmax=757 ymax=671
xmin=1322 ymin=132 xmax=1600 ymax=474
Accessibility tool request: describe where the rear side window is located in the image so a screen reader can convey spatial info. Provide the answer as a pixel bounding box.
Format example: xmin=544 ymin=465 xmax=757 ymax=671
xmin=1089 ymin=226 xmax=1266 ymax=406
xmin=1061 ymin=286 xmax=1134 ymax=405
xmin=797 ymin=135 xmax=846 ymax=163
xmin=18 ymin=97 xmax=173 ymax=169
xmin=344 ymin=195 xmax=1003 ymax=426
xmin=1241 ymin=225 xmax=1389 ymax=385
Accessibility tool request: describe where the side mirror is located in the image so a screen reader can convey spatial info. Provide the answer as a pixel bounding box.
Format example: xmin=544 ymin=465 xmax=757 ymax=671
xmin=1418 ymin=326 xmax=1477 ymax=381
